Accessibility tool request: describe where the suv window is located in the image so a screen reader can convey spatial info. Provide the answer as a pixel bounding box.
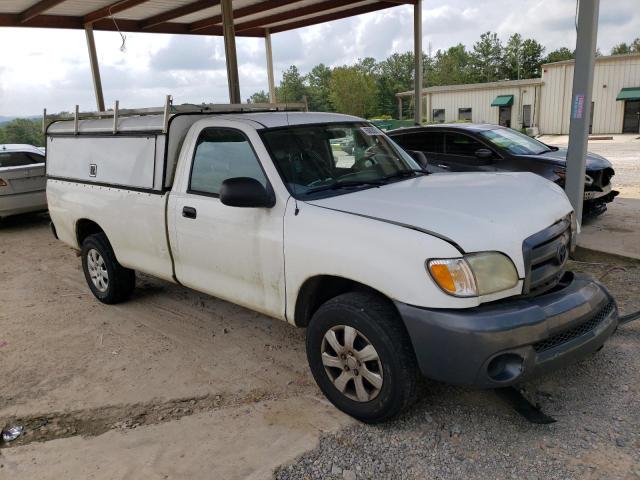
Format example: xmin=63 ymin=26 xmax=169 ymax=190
xmin=445 ymin=133 xmax=484 ymax=156
xmin=394 ymin=132 xmax=444 ymax=153
xmin=189 ymin=128 xmax=267 ymax=196
xmin=0 ymin=152 xmax=40 ymax=168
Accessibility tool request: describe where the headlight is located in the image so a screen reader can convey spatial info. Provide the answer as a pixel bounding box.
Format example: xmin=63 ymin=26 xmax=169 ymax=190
xmin=427 ymin=252 xmax=519 ymax=297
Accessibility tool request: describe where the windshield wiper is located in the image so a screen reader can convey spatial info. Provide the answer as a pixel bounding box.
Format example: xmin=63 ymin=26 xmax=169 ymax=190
xmin=304 ymin=179 xmax=386 ymax=195
xmin=382 ymin=169 xmax=429 ymax=181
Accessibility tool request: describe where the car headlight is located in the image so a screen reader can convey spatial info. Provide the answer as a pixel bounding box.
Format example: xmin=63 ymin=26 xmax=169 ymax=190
xmin=427 ymin=252 xmax=519 ymax=297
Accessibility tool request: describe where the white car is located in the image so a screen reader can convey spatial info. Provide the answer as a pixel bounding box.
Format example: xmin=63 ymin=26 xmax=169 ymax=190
xmin=46 ymin=107 xmax=619 ymax=423
xmin=0 ymin=144 xmax=47 ymax=219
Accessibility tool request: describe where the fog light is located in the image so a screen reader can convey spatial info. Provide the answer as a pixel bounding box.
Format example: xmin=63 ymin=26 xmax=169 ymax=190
xmin=487 ymin=353 xmax=524 ymax=382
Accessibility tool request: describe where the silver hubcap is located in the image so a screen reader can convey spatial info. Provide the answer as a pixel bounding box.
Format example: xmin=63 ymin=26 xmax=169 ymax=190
xmin=321 ymin=325 xmax=383 ymax=402
xmin=87 ymin=248 xmax=109 ymax=293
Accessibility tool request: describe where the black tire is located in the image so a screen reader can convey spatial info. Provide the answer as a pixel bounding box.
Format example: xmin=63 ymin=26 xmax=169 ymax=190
xmin=81 ymin=232 xmax=135 ymax=304
xmin=306 ymin=291 xmax=418 ymax=423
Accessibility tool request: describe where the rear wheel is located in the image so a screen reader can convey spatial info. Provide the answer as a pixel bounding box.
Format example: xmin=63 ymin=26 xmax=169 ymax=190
xmin=306 ymin=292 xmax=418 ymax=423
xmin=81 ymin=233 xmax=135 ymax=304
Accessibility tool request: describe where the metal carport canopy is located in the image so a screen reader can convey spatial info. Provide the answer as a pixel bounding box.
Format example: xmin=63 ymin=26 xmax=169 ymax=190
xmin=0 ymin=0 xmax=423 ymax=122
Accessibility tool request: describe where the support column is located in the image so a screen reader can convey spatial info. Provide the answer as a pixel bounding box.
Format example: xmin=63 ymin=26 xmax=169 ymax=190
xmin=221 ymin=0 xmax=241 ymax=104
xmin=566 ymin=0 xmax=599 ymax=222
xmin=265 ymin=28 xmax=276 ymax=103
xmin=413 ymin=0 xmax=423 ymax=125
xmin=85 ymin=24 xmax=105 ymax=112
xmin=398 ymin=97 xmax=403 ymax=120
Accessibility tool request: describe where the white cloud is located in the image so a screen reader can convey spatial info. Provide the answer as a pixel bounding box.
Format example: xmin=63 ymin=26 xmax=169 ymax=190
xmin=0 ymin=0 xmax=637 ymax=115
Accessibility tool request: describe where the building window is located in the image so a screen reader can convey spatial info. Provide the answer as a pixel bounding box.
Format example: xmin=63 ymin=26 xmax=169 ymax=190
xmin=458 ymin=108 xmax=472 ymax=122
xmin=432 ymin=109 xmax=445 ymax=123
xmin=522 ymin=105 xmax=532 ymax=128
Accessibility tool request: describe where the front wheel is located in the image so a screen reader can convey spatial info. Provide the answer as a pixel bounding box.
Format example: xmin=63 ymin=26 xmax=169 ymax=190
xmin=81 ymin=232 xmax=135 ymax=304
xmin=306 ymin=292 xmax=418 ymax=423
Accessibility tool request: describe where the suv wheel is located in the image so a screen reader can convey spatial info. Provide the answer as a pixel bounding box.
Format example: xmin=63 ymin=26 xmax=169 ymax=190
xmin=81 ymin=232 xmax=135 ymax=304
xmin=306 ymin=292 xmax=418 ymax=423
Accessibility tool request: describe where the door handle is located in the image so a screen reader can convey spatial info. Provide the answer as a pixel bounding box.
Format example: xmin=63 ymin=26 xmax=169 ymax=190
xmin=182 ymin=206 xmax=197 ymax=219
xmin=437 ymin=164 xmax=451 ymax=170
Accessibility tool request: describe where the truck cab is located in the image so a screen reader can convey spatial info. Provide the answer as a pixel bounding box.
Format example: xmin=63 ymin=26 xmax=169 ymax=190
xmin=45 ymin=103 xmax=618 ymax=423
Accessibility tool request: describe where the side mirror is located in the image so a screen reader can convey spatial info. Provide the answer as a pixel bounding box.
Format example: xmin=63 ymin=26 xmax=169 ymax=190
xmin=406 ymin=150 xmax=429 ymax=169
xmin=474 ymin=148 xmax=494 ymax=160
xmin=220 ymin=177 xmax=275 ymax=208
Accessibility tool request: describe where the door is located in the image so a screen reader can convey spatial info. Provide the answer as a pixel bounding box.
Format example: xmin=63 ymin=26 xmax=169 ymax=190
xmin=169 ymin=125 xmax=286 ymax=319
xmin=623 ymin=100 xmax=640 ymax=133
xmin=438 ymin=132 xmax=498 ymax=172
xmin=499 ymin=106 xmax=511 ymax=128
xmin=0 ymin=151 xmax=46 ymax=196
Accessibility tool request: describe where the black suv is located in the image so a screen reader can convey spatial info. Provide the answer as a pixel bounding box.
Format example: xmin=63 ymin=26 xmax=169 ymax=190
xmin=388 ymin=124 xmax=618 ymax=217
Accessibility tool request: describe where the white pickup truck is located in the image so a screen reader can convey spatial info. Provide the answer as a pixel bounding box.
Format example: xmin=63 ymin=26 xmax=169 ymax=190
xmin=46 ymin=103 xmax=618 ymax=423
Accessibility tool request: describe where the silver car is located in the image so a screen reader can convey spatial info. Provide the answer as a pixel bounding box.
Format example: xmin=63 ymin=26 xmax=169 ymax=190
xmin=0 ymin=144 xmax=47 ymax=219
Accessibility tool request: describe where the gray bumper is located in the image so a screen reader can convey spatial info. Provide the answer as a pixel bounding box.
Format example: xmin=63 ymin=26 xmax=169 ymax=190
xmin=396 ymin=273 xmax=618 ymax=388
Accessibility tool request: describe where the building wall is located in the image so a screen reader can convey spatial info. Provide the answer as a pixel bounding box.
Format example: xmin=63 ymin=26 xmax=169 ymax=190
xmin=426 ymin=85 xmax=539 ymax=129
xmin=539 ymin=55 xmax=640 ymax=134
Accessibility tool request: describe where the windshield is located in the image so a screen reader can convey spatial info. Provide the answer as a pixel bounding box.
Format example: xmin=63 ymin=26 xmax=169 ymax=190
xmin=261 ymin=123 xmax=422 ymax=199
xmin=479 ymin=128 xmax=551 ymax=155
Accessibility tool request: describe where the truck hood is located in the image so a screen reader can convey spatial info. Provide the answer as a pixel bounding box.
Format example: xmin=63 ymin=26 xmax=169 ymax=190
xmin=522 ymin=147 xmax=612 ymax=170
xmin=306 ymin=172 xmax=572 ymax=275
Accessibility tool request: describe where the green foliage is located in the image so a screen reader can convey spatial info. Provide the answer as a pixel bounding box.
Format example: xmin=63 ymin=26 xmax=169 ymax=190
xmin=0 ymin=118 xmax=44 ymax=146
xmin=306 ymin=64 xmax=333 ymax=112
xmin=248 ymin=34 xmax=639 ymax=119
xmin=471 ymin=32 xmax=503 ymax=82
xmin=329 ymin=66 xmax=378 ymax=118
xmin=544 ymin=47 xmax=574 ymax=63
xmin=611 ymin=38 xmax=640 ymax=55
xmin=277 ymin=65 xmax=307 ymax=103
xmin=247 ymin=90 xmax=270 ymax=103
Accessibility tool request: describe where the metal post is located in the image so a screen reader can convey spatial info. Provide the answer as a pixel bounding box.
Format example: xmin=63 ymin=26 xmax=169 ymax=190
xmin=265 ymin=28 xmax=276 ymax=103
xmin=413 ymin=0 xmax=423 ymax=125
xmin=398 ymin=97 xmax=403 ymax=120
xmin=566 ymin=0 xmax=600 ymax=222
xmin=84 ymin=24 xmax=105 ymax=112
xmin=221 ymin=0 xmax=241 ymax=104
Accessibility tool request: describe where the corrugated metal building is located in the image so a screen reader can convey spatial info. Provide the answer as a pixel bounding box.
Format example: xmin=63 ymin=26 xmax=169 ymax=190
xmin=397 ymin=53 xmax=640 ymax=135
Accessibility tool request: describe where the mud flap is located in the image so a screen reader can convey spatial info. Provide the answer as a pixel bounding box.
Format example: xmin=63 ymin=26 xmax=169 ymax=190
xmin=495 ymin=387 xmax=557 ymax=424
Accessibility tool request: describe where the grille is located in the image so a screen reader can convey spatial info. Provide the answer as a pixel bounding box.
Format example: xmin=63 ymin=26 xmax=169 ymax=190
xmin=533 ymin=301 xmax=615 ymax=353
xmin=523 ymin=217 xmax=571 ymax=296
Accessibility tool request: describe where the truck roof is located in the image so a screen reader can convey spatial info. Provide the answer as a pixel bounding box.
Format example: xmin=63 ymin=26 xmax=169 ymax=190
xmin=0 ymin=144 xmax=44 ymax=154
xmin=47 ymin=111 xmax=364 ymax=135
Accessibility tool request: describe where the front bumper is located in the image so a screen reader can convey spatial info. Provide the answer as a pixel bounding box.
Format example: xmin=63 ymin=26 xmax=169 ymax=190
xmin=396 ymin=272 xmax=618 ymax=388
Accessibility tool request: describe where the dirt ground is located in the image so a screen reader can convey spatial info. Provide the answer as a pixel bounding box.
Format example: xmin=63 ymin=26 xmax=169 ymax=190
xmin=0 ymin=214 xmax=639 ymax=479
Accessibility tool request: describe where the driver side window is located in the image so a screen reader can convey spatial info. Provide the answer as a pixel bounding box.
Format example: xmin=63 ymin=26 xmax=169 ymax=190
xmin=444 ymin=133 xmax=484 ymax=156
xmin=189 ymin=128 xmax=267 ymax=197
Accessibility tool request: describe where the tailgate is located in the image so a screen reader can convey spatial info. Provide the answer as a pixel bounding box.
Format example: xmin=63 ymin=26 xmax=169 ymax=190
xmin=0 ymin=164 xmax=46 ymax=195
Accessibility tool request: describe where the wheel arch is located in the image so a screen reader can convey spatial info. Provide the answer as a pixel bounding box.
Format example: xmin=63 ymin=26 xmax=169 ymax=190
xmin=293 ymin=275 xmax=394 ymax=328
xmin=76 ymin=218 xmax=105 ymax=248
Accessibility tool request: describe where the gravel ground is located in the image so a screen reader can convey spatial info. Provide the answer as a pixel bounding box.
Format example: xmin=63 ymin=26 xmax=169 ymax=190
xmin=275 ymin=254 xmax=640 ymax=480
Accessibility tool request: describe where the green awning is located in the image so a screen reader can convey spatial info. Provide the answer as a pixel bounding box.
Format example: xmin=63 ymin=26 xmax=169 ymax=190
xmin=616 ymin=87 xmax=640 ymax=101
xmin=491 ymin=95 xmax=514 ymax=107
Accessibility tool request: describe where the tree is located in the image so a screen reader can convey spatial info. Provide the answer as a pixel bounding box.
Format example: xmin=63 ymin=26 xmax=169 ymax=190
xmin=429 ymin=45 xmax=474 ymax=85
xmin=277 ymin=65 xmax=307 ymax=103
xmin=306 ymin=64 xmax=333 ymax=112
xmin=519 ymin=39 xmax=545 ymax=78
xmin=247 ymin=90 xmax=269 ymax=103
xmin=376 ymin=52 xmax=415 ymax=117
xmin=471 ymin=32 xmax=503 ymax=82
xmin=329 ymin=66 xmax=378 ymax=118
xmin=545 ymin=47 xmax=574 ymax=64
xmin=611 ymin=38 xmax=640 ymax=55
xmin=0 ymin=118 xmax=44 ymax=146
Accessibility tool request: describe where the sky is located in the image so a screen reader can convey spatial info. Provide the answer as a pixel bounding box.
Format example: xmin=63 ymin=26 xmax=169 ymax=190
xmin=0 ymin=0 xmax=638 ymax=116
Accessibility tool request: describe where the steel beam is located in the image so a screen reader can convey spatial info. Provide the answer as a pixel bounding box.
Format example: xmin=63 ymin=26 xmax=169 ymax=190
xmin=84 ymin=24 xmax=105 ymax=112
xmin=221 ymin=0 xmax=241 ymax=104
xmin=265 ymin=29 xmax=277 ymax=103
xmin=565 ymin=0 xmax=600 ymax=222
xmin=413 ymin=0 xmax=423 ymax=125
xmin=18 ymin=0 xmax=66 ymax=23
